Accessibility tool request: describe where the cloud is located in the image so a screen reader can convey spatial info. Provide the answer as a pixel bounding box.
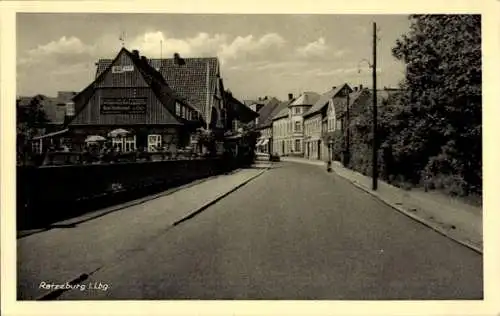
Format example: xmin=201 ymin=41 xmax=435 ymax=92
xmin=219 ymin=33 xmax=286 ymax=62
xmin=296 ymin=37 xmax=328 ymax=58
xmin=19 ymin=36 xmax=95 ymax=66
xmin=129 ymin=31 xmax=228 ymax=59
xmin=128 ymin=31 xmax=286 ymax=64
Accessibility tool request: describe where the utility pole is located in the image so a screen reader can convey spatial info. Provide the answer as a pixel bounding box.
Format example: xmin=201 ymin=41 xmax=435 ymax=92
xmin=345 ymin=87 xmax=350 ymax=167
xmin=372 ymin=22 xmax=378 ymax=191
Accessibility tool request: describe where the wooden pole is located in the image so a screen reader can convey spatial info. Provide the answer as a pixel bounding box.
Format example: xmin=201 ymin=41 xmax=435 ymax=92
xmin=372 ymin=22 xmax=378 ymax=191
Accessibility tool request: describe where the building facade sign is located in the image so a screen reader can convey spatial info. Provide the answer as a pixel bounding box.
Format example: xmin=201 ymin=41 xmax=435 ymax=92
xmin=100 ymin=97 xmax=147 ymax=114
xmin=111 ymin=65 xmax=134 ymax=73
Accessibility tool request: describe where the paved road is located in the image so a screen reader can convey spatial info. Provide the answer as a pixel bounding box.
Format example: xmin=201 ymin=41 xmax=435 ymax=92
xmin=58 ymin=162 xmax=482 ymax=300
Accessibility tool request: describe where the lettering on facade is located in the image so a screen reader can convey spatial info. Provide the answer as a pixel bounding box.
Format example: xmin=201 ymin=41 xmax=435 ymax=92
xmin=111 ymin=65 xmax=134 ymax=73
xmin=100 ymin=97 xmax=147 ymax=114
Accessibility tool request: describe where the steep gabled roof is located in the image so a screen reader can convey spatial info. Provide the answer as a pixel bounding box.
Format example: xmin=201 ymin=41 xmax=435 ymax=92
xmin=289 ymin=91 xmax=321 ymax=107
xmin=95 ymin=54 xmax=219 ymax=121
xmin=260 ymin=99 xmax=293 ymax=128
xmin=71 ymin=47 xmax=199 ymax=126
xmin=303 ymin=84 xmax=352 ymax=118
xmin=225 ymin=91 xmax=259 ymax=124
xmin=272 ymin=104 xmax=290 ymax=121
xmin=256 ymin=97 xmax=281 ymax=129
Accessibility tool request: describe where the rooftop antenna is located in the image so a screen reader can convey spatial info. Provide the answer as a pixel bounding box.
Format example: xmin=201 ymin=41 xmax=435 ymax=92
xmin=119 ymin=31 xmax=126 ymax=47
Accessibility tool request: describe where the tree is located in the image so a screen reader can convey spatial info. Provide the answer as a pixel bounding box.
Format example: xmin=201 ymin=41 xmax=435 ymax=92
xmin=389 ymin=15 xmax=481 ymax=193
xmin=17 ymin=96 xmax=49 ymax=163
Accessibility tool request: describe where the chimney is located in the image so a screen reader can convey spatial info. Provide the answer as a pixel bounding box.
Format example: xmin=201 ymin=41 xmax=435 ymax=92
xmin=264 ymin=96 xmax=268 ymax=100
xmin=173 ymin=52 xmax=185 ymax=65
xmin=332 ymin=86 xmax=336 ymax=90
xmin=132 ymin=50 xmax=139 ymax=59
xmin=354 ymin=87 xmax=358 ymax=92
xmin=141 ymin=56 xmax=148 ymax=64
xmin=359 ymin=84 xmax=363 ymax=90
xmin=288 ymin=93 xmax=293 ymax=100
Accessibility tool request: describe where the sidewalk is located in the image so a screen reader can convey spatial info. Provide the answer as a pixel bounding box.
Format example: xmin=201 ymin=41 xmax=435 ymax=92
xmin=281 ymin=156 xmax=482 ymax=253
xmin=17 ymin=167 xmax=267 ymax=300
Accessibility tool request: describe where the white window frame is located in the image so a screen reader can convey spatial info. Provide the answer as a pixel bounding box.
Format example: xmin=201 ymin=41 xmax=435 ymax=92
xmin=175 ymin=102 xmax=181 ymax=116
xmin=294 ymin=121 xmax=301 ymax=132
xmin=32 ymin=140 xmax=42 ymax=154
xmin=124 ymin=135 xmax=136 ymax=152
xmin=148 ymin=134 xmax=162 ymax=152
xmin=112 ymin=138 xmax=124 ymax=152
xmin=336 ymin=119 xmax=342 ymax=131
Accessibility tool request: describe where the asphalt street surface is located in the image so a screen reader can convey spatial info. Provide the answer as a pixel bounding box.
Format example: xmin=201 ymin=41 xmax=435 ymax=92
xmin=56 ymin=162 xmax=482 ymax=299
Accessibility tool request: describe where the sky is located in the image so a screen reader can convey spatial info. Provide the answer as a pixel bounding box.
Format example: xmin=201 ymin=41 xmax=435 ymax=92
xmin=17 ymin=13 xmax=411 ymax=101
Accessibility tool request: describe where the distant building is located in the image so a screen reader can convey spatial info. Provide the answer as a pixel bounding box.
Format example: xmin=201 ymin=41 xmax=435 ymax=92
xmin=253 ymin=97 xmax=281 ymax=153
xmin=17 ymin=92 xmax=77 ymax=154
xmin=303 ymin=84 xmax=352 ymax=161
xmin=271 ymin=102 xmax=290 ymax=156
xmin=271 ymin=91 xmax=320 ymax=157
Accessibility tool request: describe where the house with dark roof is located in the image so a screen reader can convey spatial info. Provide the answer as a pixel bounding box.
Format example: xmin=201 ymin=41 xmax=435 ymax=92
xmin=223 ymin=90 xmax=259 ymax=130
xmin=255 ymin=94 xmax=293 ymax=154
xmin=67 ymin=47 xmax=204 ymax=153
xmin=95 ymin=51 xmax=226 ymax=133
xmin=17 ymin=92 xmax=78 ymax=154
xmin=303 ymin=84 xmax=353 ymax=160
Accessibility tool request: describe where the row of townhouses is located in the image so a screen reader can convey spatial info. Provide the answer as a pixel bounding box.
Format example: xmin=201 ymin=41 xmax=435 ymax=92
xmin=18 ymin=47 xmax=258 ymax=155
xmin=253 ymin=83 xmax=399 ymax=161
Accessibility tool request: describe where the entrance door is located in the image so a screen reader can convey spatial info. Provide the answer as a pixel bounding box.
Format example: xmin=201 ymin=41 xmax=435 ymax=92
xmin=317 ymin=141 xmax=321 ymax=160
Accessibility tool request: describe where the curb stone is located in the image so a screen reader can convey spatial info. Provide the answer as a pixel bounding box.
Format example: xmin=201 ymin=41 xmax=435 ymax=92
xmin=284 ymin=159 xmax=483 ymax=255
xmin=173 ymin=168 xmax=268 ymax=226
xmin=347 ymin=179 xmax=483 ymax=254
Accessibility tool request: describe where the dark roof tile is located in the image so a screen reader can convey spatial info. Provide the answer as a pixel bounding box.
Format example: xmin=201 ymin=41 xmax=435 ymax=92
xmin=95 ymin=55 xmax=219 ymax=121
xmin=255 ymin=97 xmax=281 ymax=128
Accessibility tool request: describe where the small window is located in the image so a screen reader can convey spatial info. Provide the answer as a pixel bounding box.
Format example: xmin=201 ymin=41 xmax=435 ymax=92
xmin=295 ymin=139 xmax=301 ymax=152
xmin=32 ymin=140 xmax=41 ymax=154
xmin=148 ymin=134 xmax=162 ymax=152
xmin=294 ymin=107 xmax=301 ymax=114
xmin=124 ymin=136 xmax=136 ymax=152
xmin=175 ymin=103 xmax=181 ymax=116
xmin=294 ymin=121 xmax=301 ymax=132
xmin=65 ymin=102 xmax=75 ymax=116
xmin=336 ymin=119 xmax=342 ymax=131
